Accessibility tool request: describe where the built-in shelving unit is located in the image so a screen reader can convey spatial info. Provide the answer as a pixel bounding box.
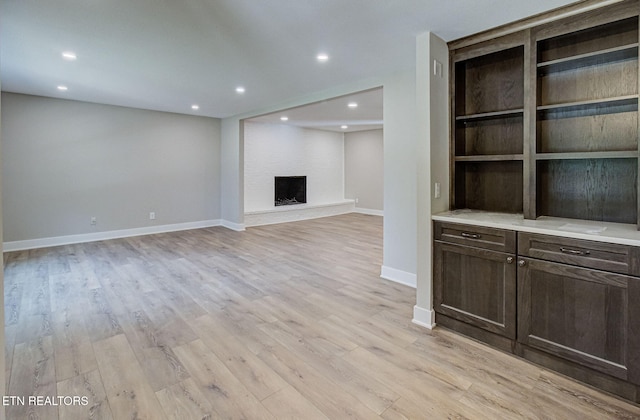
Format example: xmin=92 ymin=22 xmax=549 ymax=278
xmin=449 ymin=4 xmax=640 ymax=227
xmin=452 ymin=43 xmax=525 ymax=214
xmin=439 ymin=0 xmax=640 ymax=403
xmin=534 ymin=15 xmax=639 ymax=225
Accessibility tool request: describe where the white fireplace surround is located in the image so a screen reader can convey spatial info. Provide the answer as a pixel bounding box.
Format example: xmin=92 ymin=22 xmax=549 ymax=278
xmin=244 ymin=122 xmax=349 ymax=225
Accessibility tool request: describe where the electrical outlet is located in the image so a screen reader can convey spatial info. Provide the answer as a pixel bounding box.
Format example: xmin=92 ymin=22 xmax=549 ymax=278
xmin=90 ymin=216 xmax=97 ymax=225
xmin=434 ymin=182 xmax=441 ymax=199
xmin=149 ymin=212 xmax=156 ymax=220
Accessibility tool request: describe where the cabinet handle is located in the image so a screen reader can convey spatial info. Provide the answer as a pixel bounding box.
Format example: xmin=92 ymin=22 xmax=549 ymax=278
xmin=560 ymin=247 xmax=590 ymax=256
xmin=461 ymin=232 xmax=481 ymax=239
xmin=518 ymin=260 xmax=526 ymax=267
xmin=506 ymin=257 xmax=514 ymax=264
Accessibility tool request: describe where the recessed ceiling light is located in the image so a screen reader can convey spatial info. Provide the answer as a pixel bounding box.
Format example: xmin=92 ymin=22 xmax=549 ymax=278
xmin=191 ymin=104 xmax=200 ymax=110
xmin=57 ymin=85 xmax=68 ymax=91
xmin=317 ymin=53 xmax=329 ymax=62
xmin=236 ymin=86 xmax=245 ymax=94
xmin=62 ymin=51 xmax=77 ymax=61
xmin=348 ymin=102 xmax=358 ymax=108
xmin=341 ymin=125 xmax=348 ymax=129
xmin=280 ymin=116 xmax=289 ymax=121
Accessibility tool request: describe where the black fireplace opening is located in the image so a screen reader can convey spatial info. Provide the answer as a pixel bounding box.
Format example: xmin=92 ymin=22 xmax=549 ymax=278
xmin=275 ymin=176 xmax=306 ymax=206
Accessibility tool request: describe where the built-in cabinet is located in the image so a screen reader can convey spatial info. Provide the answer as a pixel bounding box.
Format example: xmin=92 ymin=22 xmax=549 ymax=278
xmin=433 ymin=223 xmax=516 ymax=339
xmin=437 ymin=0 xmax=640 ymax=403
xmin=450 ymin=0 xmax=640 ymax=226
xmin=434 ymin=221 xmax=640 ymax=401
xmin=517 ymin=232 xmax=640 ymax=386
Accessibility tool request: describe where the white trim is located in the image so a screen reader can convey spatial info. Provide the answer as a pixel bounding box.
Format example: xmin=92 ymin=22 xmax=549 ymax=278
xmin=3 ymin=219 xmax=223 ymax=252
xmin=244 ymin=200 xmax=355 ymax=227
xmin=220 ymin=220 xmax=246 ymax=231
xmin=412 ymin=305 xmax=436 ymax=330
xmin=354 ymin=207 xmax=384 ymax=217
xmin=380 ymin=265 xmax=417 ymax=288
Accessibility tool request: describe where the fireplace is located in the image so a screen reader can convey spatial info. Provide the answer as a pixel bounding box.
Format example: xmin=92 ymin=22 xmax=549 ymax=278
xmin=275 ymin=176 xmax=306 ymax=206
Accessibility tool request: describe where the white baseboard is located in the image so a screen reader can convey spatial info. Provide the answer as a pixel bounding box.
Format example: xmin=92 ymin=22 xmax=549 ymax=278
xmin=220 ymin=220 xmax=246 ymax=231
xmin=3 ymin=219 xmax=223 ymax=252
xmin=354 ymin=207 xmax=384 ymax=216
xmin=412 ymin=305 xmax=436 ymax=329
xmin=380 ymin=265 xmax=417 ymax=288
xmin=244 ymin=200 xmax=355 ymax=227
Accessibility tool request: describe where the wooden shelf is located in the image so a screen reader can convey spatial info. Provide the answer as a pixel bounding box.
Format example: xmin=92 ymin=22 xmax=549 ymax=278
xmin=537 ymin=43 xmax=639 ymax=73
xmin=535 ymin=151 xmax=638 ymax=160
xmin=455 ymin=109 xmax=524 ymax=122
xmin=455 ymin=154 xmax=524 ymax=162
xmin=537 ymin=95 xmax=638 ymax=112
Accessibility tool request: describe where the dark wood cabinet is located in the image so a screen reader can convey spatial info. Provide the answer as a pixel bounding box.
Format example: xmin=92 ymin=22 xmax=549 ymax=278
xmin=433 ymin=222 xmax=517 ymax=340
xmin=449 ymin=0 xmax=640 ymax=227
xmin=517 ymin=256 xmax=640 ymax=382
xmin=434 ymin=242 xmax=516 ymax=339
xmin=438 ymin=0 xmax=640 ymax=401
xmin=433 ymin=222 xmax=640 ymax=400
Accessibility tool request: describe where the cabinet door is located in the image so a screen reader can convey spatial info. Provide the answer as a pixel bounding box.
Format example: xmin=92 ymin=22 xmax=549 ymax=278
xmin=434 ymin=241 xmax=516 ymax=339
xmin=518 ymin=257 xmax=640 ymax=383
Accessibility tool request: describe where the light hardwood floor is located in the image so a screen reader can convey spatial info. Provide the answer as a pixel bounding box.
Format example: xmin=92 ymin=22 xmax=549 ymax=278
xmin=4 ymin=213 xmax=640 ymax=419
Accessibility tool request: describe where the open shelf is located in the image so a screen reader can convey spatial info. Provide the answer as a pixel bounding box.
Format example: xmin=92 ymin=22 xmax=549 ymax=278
xmin=537 ymin=99 xmax=638 ymax=154
xmin=455 ymin=154 xmax=524 ymax=162
xmin=450 ymin=9 xmax=639 ymax=227
xmin=537 ymin=95 xmax=638 ymax=112
xmin=455 ymin=109 xmax=523 ymax=122
xmin=537 ymin=43 xmax=638 ymax=74
xmin=537 ymin=16 xmax=638 ymax=63
xmin=455 ymin=113 xmax=523 ymax=157
xmin=455 ymin=46 xmax=524 ymax=116
xmin=536 ymin=151 xmax=637 ymax=160
xmin=537 ymin=158 xmax=637 ymax=224
xmin=454 ymin=161 xmax=523 ymax=214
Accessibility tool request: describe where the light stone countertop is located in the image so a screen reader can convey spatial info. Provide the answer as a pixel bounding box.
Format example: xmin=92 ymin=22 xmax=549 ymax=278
xmin=432 ymin=209 xmax=640 ymax=247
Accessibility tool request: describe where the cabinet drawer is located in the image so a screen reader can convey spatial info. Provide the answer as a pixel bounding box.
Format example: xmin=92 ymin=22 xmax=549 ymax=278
xmin=518 ymin=232 xmax=640 ymax=276
xmin=434 ymin=221 xmax=516 ymax=253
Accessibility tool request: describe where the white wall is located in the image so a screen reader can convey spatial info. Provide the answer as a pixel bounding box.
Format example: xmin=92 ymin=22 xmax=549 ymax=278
xmin=1 ymin=93 xmax=222 ymax=245
xmin=380 ymin=70 xmax=418 ymax=287
xmin=221 ymin=118 xmax=244 ymax=230
xmin=244 ymin=122 xmax=345 ymax=212
xmin=344 ymin=129 xmax=383 ymax=214
xmin=414 ymin=32 xmax=450 ymax=328
xmin=220 ymin=76 xmax=417 ymax=287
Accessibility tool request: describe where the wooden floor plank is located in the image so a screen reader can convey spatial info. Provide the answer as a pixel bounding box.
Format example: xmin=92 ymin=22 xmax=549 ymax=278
xmin=256 ymin=342 xmax=381 ymax=419
xmin=7 ymin=337 xmax=58 ymax=420
xmin=173 ymin=339 xmax=274 ymax=420
xmin=56 ymin=369 xmax=113 ymax=420
xmin=155 ymin=378 xmax=214 ymax=420
xmin=192 ymin=314 xmax=288 ymax=401
xmin=261 ymin=385 xmax=329 ymax=420
xmin=92 ymin=334 xmax=167 ymax=420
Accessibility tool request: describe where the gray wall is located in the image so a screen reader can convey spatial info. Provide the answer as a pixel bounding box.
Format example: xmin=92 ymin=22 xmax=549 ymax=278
xmin=382 ymin=69 xmax=417 ymax=284
xmin=1 ymin=93 xmax=221 ymax=243
xmin=344 ymin=129 xmax=383 ymax=212
xmin=415 ymin=32 xmax=450 ymax=328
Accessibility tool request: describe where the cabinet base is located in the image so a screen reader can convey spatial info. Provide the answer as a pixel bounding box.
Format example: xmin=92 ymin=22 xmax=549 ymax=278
xmin=435 ymin=313 xmax=640 ymax=404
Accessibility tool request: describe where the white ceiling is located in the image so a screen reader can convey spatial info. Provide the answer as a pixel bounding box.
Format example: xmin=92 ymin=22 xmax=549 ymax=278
xmin=248 ymin=87 xmax=383 ymax=133
xmin=1 ymin=0 xmax=580 ymax=126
